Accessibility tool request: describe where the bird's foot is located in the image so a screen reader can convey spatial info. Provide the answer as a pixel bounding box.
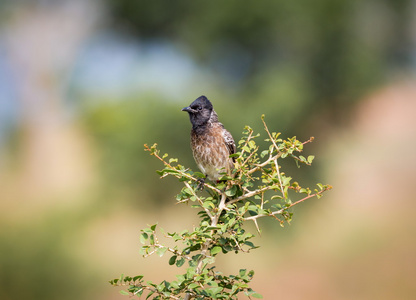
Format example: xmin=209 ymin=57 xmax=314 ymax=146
xmin=197 ymin=177 xmax=206 ymax=190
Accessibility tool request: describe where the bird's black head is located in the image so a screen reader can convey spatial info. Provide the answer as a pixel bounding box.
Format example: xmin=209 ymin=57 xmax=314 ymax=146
xmin=182 ymin=95 xmax=214 ymax=128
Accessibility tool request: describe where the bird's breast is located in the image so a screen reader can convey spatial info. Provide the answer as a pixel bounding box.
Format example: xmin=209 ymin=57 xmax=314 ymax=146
xmin=190 ymin=124 xmax=233 ymax=180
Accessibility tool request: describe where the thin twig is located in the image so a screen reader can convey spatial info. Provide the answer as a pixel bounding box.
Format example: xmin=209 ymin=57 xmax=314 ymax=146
xmin=302 ymin=136 xmax=315 ymax=145
xmin=261 ymin=116 xmax=280 ymax=155
xmin=241 ymin=145 xmax=259 ymax=168
xmin=243 ymin=188 xmax=330 ymax=221
xmin=184 ymin=181 xmax=214 ymax=221
xmin=227 ymin=186 xmax=270 ymax=205
xmin=273 ymin=156 xmax=284 ymax=198
xmin=118 ymin=283 xmax=181 ymax=300
xmin=144 ymin=231 xmax=193 ymax=261
xmin=145 ymin=144 xmax=222 ymax=194
xmin=246 ymin=153 xmax=281 ymax=176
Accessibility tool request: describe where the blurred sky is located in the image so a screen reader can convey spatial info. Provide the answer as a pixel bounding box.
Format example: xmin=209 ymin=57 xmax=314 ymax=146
xmin=70 ymin=36 xmax=201 ymax=99
xmin=1 ymin=1 xmax=416 ymax=300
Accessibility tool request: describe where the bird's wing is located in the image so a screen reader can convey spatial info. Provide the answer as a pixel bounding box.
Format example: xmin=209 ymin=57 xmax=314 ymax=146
xmin=223 ymin=129 xmax=236 ymax=156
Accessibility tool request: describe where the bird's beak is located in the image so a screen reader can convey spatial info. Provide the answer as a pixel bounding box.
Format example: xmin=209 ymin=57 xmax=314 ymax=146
xmin=182 ymin=106 xmax=193 ymax=113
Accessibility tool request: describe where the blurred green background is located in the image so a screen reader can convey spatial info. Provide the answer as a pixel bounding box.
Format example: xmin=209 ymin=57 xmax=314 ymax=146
xmin=1 ymin=0 xmax=416 ymax=299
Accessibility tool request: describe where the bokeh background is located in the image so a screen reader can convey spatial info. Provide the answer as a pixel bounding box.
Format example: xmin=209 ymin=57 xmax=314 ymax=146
xmin=1 ymin=0 xmax=416 ymax=299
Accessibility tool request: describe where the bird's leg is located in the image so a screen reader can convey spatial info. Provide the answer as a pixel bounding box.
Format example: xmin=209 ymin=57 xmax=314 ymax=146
xmin=197 ymin=176 xmax=206 ymax=190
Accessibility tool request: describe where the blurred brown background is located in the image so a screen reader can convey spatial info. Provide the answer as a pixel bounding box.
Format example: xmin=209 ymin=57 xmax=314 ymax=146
xmin=1 ymin=0 xmax=416 ymax=299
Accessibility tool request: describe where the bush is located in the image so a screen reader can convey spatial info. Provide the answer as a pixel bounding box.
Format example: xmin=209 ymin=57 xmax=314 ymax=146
xmin=110 ymin=115 xmax=331 ymax=299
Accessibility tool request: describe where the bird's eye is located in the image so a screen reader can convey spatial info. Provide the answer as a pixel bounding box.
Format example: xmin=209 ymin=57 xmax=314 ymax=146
xmin=197 ymin=106 xmax=202 ymax=110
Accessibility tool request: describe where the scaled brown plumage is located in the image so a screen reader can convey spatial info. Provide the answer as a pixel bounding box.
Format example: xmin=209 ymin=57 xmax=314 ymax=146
xmin=182 ymin=96 xmax=236 ymax=183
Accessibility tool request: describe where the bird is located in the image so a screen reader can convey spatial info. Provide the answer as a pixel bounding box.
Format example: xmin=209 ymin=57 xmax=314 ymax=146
xmin=182 ymin=96 xmax=236 ymax=188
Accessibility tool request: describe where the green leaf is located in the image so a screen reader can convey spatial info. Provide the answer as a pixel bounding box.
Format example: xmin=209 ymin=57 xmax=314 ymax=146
xmin=282 ymin=176 xmax=292 ymax=186
xmin=179 ymin=176 xmax=188 ymax=182
xmin=193 ymin=172 xmax=205 ymax=178
xmin=203 ymin=256 xmax=215 ymax=264
xmin=162 ymin=168 xmax=179 ymax=175
xmin=159 ymin=227 xmax=166 ymax=236
xmin=244 ymin=241 xmax=256 ymax=248
xmin=300 ymin=188 xmax=310 ymax=195
xmin=149 ymin=234 xmax=155 ymax=245
xmin=156 ymin=247 xmax=168 ymax=257
xmin=182 ymin=188 xmax=192 ymax=195
xmin=202 ymin=201 xmax=215 ymax=209
xmin=142 ymin=227 xmax=153 ymax=234
xmin=139 ymin=246 xmax=148 ymax=256
xmin=210 ymin=246 xmax=222 ymax=256
xmin=260 ymin=150 xmax=269 ymax=158
xmin=206 ymin=226 xmax=220 ymax=231
xmin=225 ymin=185 xmax=238 ymax=197
xmin=216 ymin=182 xmax=226 ymax=189
xmin=208 ymin=287 xmax=223 ymax=296
xmin=169 ymin=255 xmax=177 ymax=265
xmin=176 ymin=257 xmax=185 ymax=267
xmin=119 ymin=290 xmax=129 ymax=296
xmin=219 ymin=175 xmax=232 ymax=180
xmin=307 ymin=155 xmax=315 ymax=163
xmin=140 ymin=233 xmax=148 ymax=244
xmin=146 ymin=291 xmax=155 ymax=299
xmin=188 ymin=283 xmax=200 ymax=289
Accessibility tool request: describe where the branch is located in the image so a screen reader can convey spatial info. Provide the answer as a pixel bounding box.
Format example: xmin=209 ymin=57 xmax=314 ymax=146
xmin=217 ymin=192 xmax=228 ymax=218
xmin=145 ymin=144 xmax=222 ymax=194
xmin=261 ymin=115 xmax=280 ymax=154
xmin=246 ymin=153 xmax=281 ymax=176
xmin=240 ymin=145 xmax=259 ymax=169
xmin=144 ymin=231 xmax=193 ymax=261
xmin=302 ymin=136 xmax=315 ymax=145
xmin=227 ymin=186 xmax=270 ymax=205
xmin=115 ymin=281 xmax=181 ymax=300
xmin=151 ymin=244 xmax=193 ymax=262
xmin=273 ymin=156 xmax=285 ymax=198
xmin=243 ymin=187 xmax=331 ymax=222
